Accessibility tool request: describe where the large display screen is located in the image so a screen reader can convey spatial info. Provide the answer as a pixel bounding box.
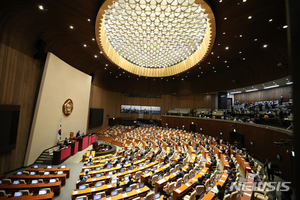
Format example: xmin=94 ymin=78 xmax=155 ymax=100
xmin=121 ymin=105 xmax=161 ymax=115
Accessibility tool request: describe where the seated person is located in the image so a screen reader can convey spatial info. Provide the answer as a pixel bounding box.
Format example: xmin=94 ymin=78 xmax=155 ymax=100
xmin=253 ymin=170 xmax=261 ymax=182
xmin=64 ymin=137 xmax=69 ymax=146
xmin=77 ymin=176 xmax=86 ymax=186
xmin=163 ymin=180 xmax=172 ymax=193
xmin=76 ymin=131 xmax=81 ymax=137
xmin=216 ymin=184 xmax=225 ymax=200
xmin=193 ymin=177 xmax=204 ymax=188
xmin=114 ymin=182 xmax=123 ymax=190
xmin=177 ymin=169 xmax=185 ymax=178
xmin=59 ymin=143 xmax=65 ymax=150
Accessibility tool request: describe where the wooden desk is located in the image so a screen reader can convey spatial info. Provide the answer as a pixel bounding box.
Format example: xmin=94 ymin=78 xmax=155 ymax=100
xmin=235 ymin=154 xmax=251 ymax=177
xmin=53 ymin=146 xmax=71 ymax=165
xmin=0 ymin=181 xmax=61 ymax=195
xmin=202 ymin=172 xmax=228 ymax=200
xmin=172 ymin=167 xmax=209 ymax=200
xmin=240 ymin=173 xmax=255 ymax=200
xmin=26 ymin=167 xmax=70 ymax=178
xmin=0 ymin=193 xmax=54 ymax=200
xmin=9 ymin=174 xmax=67 ymax=186
xmin=220 ymin=154 xmax=230 ymax=170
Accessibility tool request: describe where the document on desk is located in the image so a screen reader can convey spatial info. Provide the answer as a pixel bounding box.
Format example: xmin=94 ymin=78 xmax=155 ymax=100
xmin=106 ymin=197 xmax=111 ymax=200
xmin=92 ymin=178 xmax=96 ymax=181
xmin=91 ymin=188 xmax=96 ymax=192
xmin=192 ymin=178 xmax=197 ymax=181
xmin=136 ymin=189 xmax=141 ymax=193
xmin=244 ymin=192 xmax=251 ymax=196
xmin=157 ymin=179 xmax=165 ymax=184
xmin=73 ymin=191 xmax=78 ymax=194
xmin=219 ymin=179 xmax=225 ymax=182
xmin=122 ymin=193 xmax=128 ymax=197
xmin=222 ymin=175 xmax=227 ymax=178
xmin=175 ymin=189 xmax=181 ymax=193
xmin=185 ymin=183 xmax=191 ymax=187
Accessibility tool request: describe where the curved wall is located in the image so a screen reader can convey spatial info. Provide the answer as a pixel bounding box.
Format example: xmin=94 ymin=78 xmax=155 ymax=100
xmin=161 ymin=115 xmax=293 ymax=182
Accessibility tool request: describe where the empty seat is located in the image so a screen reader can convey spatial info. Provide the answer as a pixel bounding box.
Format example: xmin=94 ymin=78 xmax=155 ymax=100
xmin=0 ymin=190 xmax=6 ymax=197
xmin=130 ymin=183 xmax=138 ymax=190
xmin=2 ymin=179 xmax=11 ymax=184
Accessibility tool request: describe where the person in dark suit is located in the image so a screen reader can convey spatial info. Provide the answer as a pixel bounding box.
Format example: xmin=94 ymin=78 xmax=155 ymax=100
xmin=64 ymin=137 xmax=69 ymax=146
xmin=280 ymin=95 xmax=284 ymax=105
xmin=77 ymin=176 xmax=86 ymax=186
xmin=76 ymin=131 xmax=80 ymax=137
xmin=217 ymin=184 xmax=225 ymax=200
xmin=264 ymin=159 xmax=275 ymax=181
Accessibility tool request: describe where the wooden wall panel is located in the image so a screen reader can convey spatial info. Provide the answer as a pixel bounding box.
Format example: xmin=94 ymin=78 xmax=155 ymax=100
xmin=161 ymin=116 xmax=293 ymax=182
xmin=234 ymin=85 xmax=292 ymax=103
xmin=0 ymin=43 xmax=42 ymax=174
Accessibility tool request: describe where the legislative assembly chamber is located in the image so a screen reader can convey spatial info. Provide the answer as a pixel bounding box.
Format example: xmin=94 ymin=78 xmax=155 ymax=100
xmin=0 ymin=0 xmax=299 ymax=200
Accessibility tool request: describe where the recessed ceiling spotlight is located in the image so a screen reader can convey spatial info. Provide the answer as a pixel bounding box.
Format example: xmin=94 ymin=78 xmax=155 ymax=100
xmin=224 ymin=17 xmax=227 ymax=20
xmin=137 ymin=78 xmax=139 ymax=80
xmin=198 ymin=75 xmax=200 ymax=77
xmin=243 ymin=0 xmax=247 ymax=2
xmin=213 ymin=67 xmax=215 ymax=69
xmin=239 ymin=51 xmax=242 ymax=54
xmin=217 ymin=56 xmax=220 ymax=58
xmin=225 ymin=47 xmax=229 ymax=50
xmin=218 ymin=43 xmax=220 ymax=45
xmin=38 ymin=5 xmax=44 ymax=10
xmin=94 ymin=55 xmax=98 ymax=58
xmin=104 ymin=68 xmax=107 ymax=70
xmin=106 ymin=64 xmax=108 ymax=66
xmin=263 ymin=44 xmax=268 ymax=48
xmin=201 ymin=72 xmax=203 ymax=74
xmin=161 ymin=77 xmax=163 ymax=79
xmin=223 ymin=32 xmax=226 ymax=34
xmin=83 ymin=44 xmax=87 ymax=47
xmin=283 ymin=25 xmax=288 ymax=29
xmin=224 ymin=61 xmax=227 ymax=63
xmin=70 ymin=26 xmax=74 ymax=29
xmin=185 ymin=76 xmax=187 ymax=77
xmin=128 ymin=75 xmax=130 ymax=77
xmin=153 ymin=79 xmax=155 ymax=81
xmin=214 ymin=71 xmax=216 ymax=73
xmin=208 ymin=62 xmax=210 ymax=64
xmin=110 ymin=72 xmax=112 ymax=74
xmin=123 ymin=72 xmax=125 ymax=74
xmin=239 ymin=35 xmax=242 ymax=37
xmin=227 ymin=66 xmax=229 ymax=68
xmin=254 ymin=39 xmax=258 ymax=41
xmin=187 ymin=71 xmax=189 ymax=73
xmin=87 ymin=19 xmax=91 ymax=22
xmin=100 ymin=51 xmax=102 ymax=54
xmin=92 ymin=38 xmax=95 ymax=41
xmin=166 ymin=79 xmax=168 ymax=81
xmin=243 ymin=58 xmax=246 ymax=60
xmin=181 ymin=78 xmax=184 ymax=80
xmin=211 ymin=52 xmax=214 ymax=54
xmin=199 ymin=67 xmax=201 ymax=69
xmin=173 ymin=78 xmax=175 ymax=80
xmin=248 ymin=16 xmax=252 ymax=19
xmin=219 ymin=0 xmax=222 ymax=2
xmin=269 ymin=19 xmax=273 ymax=22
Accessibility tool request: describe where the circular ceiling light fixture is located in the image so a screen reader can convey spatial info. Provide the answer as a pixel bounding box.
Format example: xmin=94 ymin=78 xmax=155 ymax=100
xmin=96 ymin=0 xmax=215 ymax=77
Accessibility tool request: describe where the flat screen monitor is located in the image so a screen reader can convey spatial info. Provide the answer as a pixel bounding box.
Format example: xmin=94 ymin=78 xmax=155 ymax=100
xmin=49 ymin=179 xmax=56 ymax=183
xmin=86 ymin=163 xmax=91 ymax=166
xmin=167 ymin=172 xmax=170 ymax=176
xmin=94 ymin=194 xmax=101 ymax=200
xmin=153 ymin=167 xmax=157 ymax=171
xmin=117 ymin=164 xmax=121 ymax=168
xmin=161 ymin=163 xmax=164 ymax=167
xmin=130 ymin=165 xmax=134 ymax=170
xmin=120 ymin=168 xmax=125 ymax=173
xmin=107 ymin=165 xmax=112 ymax=169
xmin=127 ymin=156 xmax=130 ymax=159
xmin=139 ymin=164 xmax=143 ymax=168
xmin=44 ymin=171 xmax=50 ymax=175
xmin=47 ymin=166 xmax=52 ymax=169
xmin=111 ymin=190 xmax=118 ymax=197
xmin=108 ymin=156 xmax=112 ymax=159
xmin=126 ymin=187 xmax=133 ymax=193
xmin=108 ymin=171 xmax=113 ymax=175
xmin=14 ymin=192 xmax=22 ymax=197
xmin=31 ymin=180 xmax=38 ymax=184
xmin=176 ymin=182 xmax=181 ymax=188
xmin=30 ymin=172 xmax=36 ymax=175
xmin=96 ymin=167 xmax=101 ymax=171
xmin=0 ymin=180 xmax=2 ymax=185
xmin=155 ymin=193 xmax=160 ymax=199
xmin=185 ymin=177 xmax=189 ymax=183
xmin=139 ymin=157 xmax=142 ymax=160
xmin=145 ymin=170 xmax=149 ymax=174
xmin=159 ymin=175 xmax=163 ymax=180
xmin=16 ymin=171 xmax=22 ymax=175
xmin=292 ymin=151 xmax=295 ymax=157
xmin=57 ymin=171 xmax=63 ymax=175
xmin=124 ymin=176 xmax=129 ymax=182
xmin=83 ymin=175 xmax=88 ymax=180
xmin=38 ymin=190 xmax=47 ymax=195
xmin=96 ymin=173 xmax=102 ymax=178
xmin=139 ymin=183 xmax=145 ymax=188
xmin=33 ymin=165 xmax=39 ymax=169
xmin=125 ymin=161 xmax=129 ymax=165
xmin=79 ymin=185 xmax=86 ymax=190
xmin=13 ymin=180 xmax=20 ymax=185
xmin=60 ymin=165 xmax=66 ymax=169
xmin=192 ymin=173 xmax=195 ymax=177
xmin=111 ymin=179 xmax=117 ymax=185
xmin=121 ymin=157 xmax=125 ymax=161
xmin=96 ymin=182 xmax=102 ymax=187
